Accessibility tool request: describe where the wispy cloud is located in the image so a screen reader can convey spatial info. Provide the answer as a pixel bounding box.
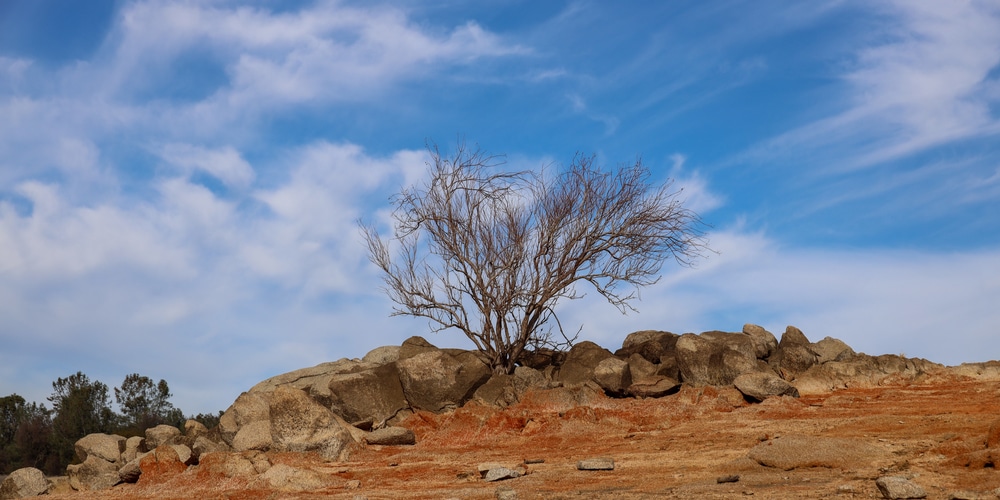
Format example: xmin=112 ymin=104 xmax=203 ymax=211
xmin=741 ymin=0 xmax=1000 ymax=173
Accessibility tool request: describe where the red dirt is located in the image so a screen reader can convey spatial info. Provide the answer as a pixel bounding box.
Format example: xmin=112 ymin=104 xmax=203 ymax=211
xmin=44 ymin=372 xmax=1000 ymax=499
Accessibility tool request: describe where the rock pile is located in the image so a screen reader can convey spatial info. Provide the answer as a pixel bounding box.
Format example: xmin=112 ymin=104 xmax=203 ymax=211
xmin=52 ymin=323 xmax=945 ymax=493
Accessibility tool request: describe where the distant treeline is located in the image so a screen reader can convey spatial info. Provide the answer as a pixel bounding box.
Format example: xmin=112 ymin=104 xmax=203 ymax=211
xmin=0 ymin=371 xmax=221 ymax=475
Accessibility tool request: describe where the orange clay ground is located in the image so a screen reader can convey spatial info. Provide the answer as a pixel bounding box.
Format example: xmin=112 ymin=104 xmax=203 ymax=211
xmin=44 ymin=371 xmax=1000 ymax=499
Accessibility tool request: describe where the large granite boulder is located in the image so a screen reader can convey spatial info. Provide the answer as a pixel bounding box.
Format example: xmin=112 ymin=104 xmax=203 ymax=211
xmin=219 ymin=391 xmax=271 ymax=448
xmin=675 ymin=332 xmax=760 ymax=386
xmin=593 ymin=357 xmax=632 ymax=396
xmin=770 ymin=326 xmax=819 ymax=378
xmin=396 ymin=349 xmax=491 ymax=412
xmin=614 ymin=330 xmax=679 ymax=364
xmin=742 ymin=324 xmax=778 ymax=359
xmin=145 ymin=424 xmax=182 ymax=449
xmin=554 ymin=341 xmax=615 ymax=387
xmin=268 ymin=385 xmax=357 ymax=460
xmin=811 ymin=336 xmax=855 ymax=364
xmin=0 ymin=468 xmax=50 ymax=499
xmin=74 ymin=433 xmax=125 ymax=465
xmin=398 ymin=336 xmax=439 ymax=360
xmin=734 ymin=371 xmax=800 ymax=401
xmin=66 ymin=455 xmax=120 ymax=491
xmin=328 ymin=362 xmax=408 ymax=426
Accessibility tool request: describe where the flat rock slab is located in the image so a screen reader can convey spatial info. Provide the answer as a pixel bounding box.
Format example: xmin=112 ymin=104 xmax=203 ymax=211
xmin=366 ymin=426 xmax=416 ymax=446
xmin=875 ymin=476 xmax=927 ymax=499
xmin=483 ymin=467 xmax=523 ymax=482
xmin=577 ymin=457 xmax=615 ymax=471
xmin=748 ymin=435 xmax=887 ymax=470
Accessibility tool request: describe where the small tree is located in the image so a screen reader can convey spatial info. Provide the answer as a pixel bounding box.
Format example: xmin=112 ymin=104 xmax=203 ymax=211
xmin=362 ymin=144 xmax=709 ymax=374
xmin=48 ymin=372 xmax=117 ymax=467
xmin=114 ymin=374 xmax=183 ymax=434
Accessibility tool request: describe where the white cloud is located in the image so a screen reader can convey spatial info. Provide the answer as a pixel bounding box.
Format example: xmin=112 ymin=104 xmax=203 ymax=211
xmin=104 ymin=0 xmax=523 ymax=109
xmin=742 ymin=0 xmax=1000 ymax=173
xmin=158 ymin=144 xmax=255 ymax=189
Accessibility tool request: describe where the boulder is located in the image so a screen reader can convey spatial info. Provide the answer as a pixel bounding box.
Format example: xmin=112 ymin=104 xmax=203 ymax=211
xmin=122 ymin=436 xmax=145 ymax=463
xmin=734 ymin=371 xmax=800 ymax=401
xmin=362 ymin=345 xmax=401 ymax=365
xmin=74 ymin=433 xmax=125 ymax=464
xmin=627 ymin=375 xmax=681 ymax=398
xmin=145 ymin=424 xmax=182 ymax=449
xmin=398 ymin=336 xmax=439 ymax=360
xmin=614 ymin=330 xmax=678 ymax=364
xmin=0 ymin=467 xmax=51 ymax=499
xmin=184 ymin=419 xmax=209 ymax=439
xmin=231 ymin=420 xmax=273 ymax=452
xmin=626 ymin=353 xmax=657 ymax=381
xmin=472 ymin=374 xmax=524 ymax=409
xmin=811 ymin=336 xmax=855 ymax=364
xmin=219 ymin=391 xmax=271 ymax=447
xmin=675 ymin=332 xmax=759 ymax=386
xmin=593 ymin=357 xmax=632 ymax=396
xmin=170 ymin=444 xmax=194 ymax=465
xmin=117 ymin=458 xmax=142 ymax=484
xmin=396 ymin=349 xmax=491 ymax=412
xmin=328 ymin=362 xmax=408 ymax=426
xmin=554 ymin=341 xmax=614 ymax=387
xmin=268 ymin=385 xmax=357 ymax=460
xmin=137 ymin=445 xmax=188 ymax=485
xmin=875 ymin=476 xmax=927 ymax=499
xmin=768 ymin=326 xmax=819 ymax=378
xmin=366 ymin=426 xmax=416 ymax=446
xmin=517 ymin=348 xmax=565 ymax=369
xmin=66 ymin=455 xmax=120 ymax=491
xmin=192 ymin=435 xmax=229 ymax=459
xmin=513 ymin=366 xmax=548 ymax=388
xmin=656 ymin=352 xmax=681 ymax=381
xmin=742 ymin=324 xmax=778 ymax=359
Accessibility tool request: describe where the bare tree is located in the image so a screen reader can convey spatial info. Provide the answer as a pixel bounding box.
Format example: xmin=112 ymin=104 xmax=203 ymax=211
xmin=362 ymin=144 xmax=709 ymax=374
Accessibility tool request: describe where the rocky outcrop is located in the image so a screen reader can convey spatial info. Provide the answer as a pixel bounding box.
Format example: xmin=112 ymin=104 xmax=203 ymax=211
xmin=0 ymin=468 xmax=50 ymax=499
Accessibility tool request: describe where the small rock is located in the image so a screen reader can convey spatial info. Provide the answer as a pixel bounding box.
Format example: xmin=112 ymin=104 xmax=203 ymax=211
xmin=523 ymin=458 xmax=545 ymax=464
xmin=345 ymin=479 xmax=362 ymax=490
xmin=948 ymin=491 xmax=982 ymax=500
xmin=577 ymin=457 xmax=615 ymax=470
xmin=366 ymin=426 xmax=416 ymax=446
xmin=484 ymin=467 xmax=522 ymax=482
xmin=717 ymin=474 xmax=740 ymax=483
xmin=875 ymin=476 xmax=927 ymax=499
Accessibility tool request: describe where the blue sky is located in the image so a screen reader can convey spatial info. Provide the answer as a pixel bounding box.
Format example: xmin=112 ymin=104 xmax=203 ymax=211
xmin=1 ymin=0 xmax=998 ymax=415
